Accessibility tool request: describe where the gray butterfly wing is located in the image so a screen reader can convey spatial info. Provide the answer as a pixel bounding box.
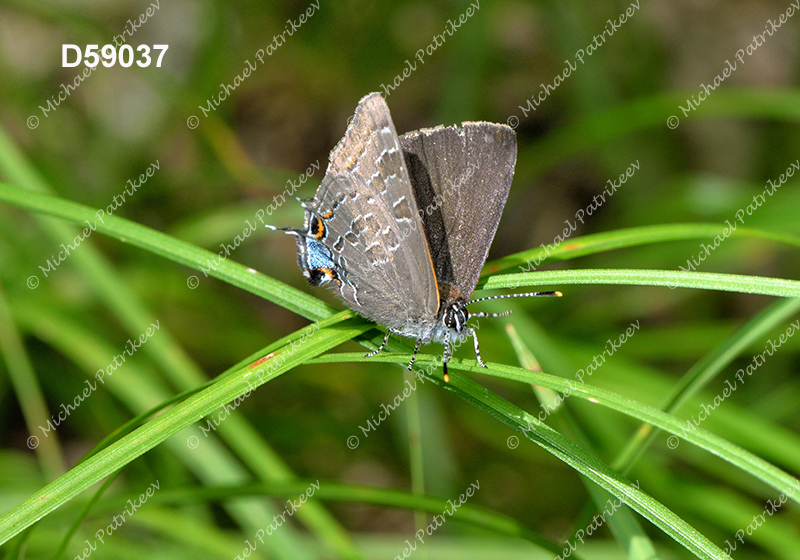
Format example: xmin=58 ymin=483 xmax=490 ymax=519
xmin=309 ymin=93 xmax=440 ymax=333
xmin=399 ymin=122 xmax=516 ymax=305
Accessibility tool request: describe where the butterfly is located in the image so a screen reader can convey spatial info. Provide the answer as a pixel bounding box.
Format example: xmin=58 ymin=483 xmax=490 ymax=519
xmin=270 ymin=93 xmax=559 ymax=381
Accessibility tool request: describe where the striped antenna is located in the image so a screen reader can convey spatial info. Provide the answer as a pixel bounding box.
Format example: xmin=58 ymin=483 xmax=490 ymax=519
xmin=265 ymin=224 xmax=305 ymax=237
xmin=467 ymin=291 xmax=562 ymax=305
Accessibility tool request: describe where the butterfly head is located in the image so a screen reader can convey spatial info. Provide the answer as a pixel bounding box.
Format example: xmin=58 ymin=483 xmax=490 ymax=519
xmin=442 ymin=299 xmax=470 ymax=334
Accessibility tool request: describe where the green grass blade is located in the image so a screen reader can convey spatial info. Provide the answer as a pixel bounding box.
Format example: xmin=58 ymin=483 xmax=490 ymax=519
xmin=664 ymin=298 xmax=800 ymax=412
xmin=0 ymin=131 xmax=359 ymax=558
xmin=483 ymin=224 xmax=800 ymax=276
xmin=0 ymin=127 xmax=356 ymax=557
xmin=5 ymin=183 xmax=796 ymax=318
xmin=210 ymin=413 xmax=367 ymax=560
xmin=0 ymin=281 xmax=65 ymax=480
xmin=479 ymin=268 xmax=800 ymax=298
xmin=0 ymin=317 xmax=371 ymax=544
xmin=49 ymin=470 xmax=121 ymax=560
xmin=404 ymin=368 xmax=428 ymax=545
xmin=422 ymin=364 xmax=722 ymax=558
xmin=16 ymin=304 xmax=366 ymax=560
xmin=312 ymin=353 xmax=800 ymax=509
xmin=297 ymin=360 xmax=722 ymax=558
xmin=614 ymin=298 xmax=800 ymax=472
xmin=14 ymin=306 xmax=328 ymax=559
xmin=128 ymin=508 xmax=270 ymax=558
xmin=497 ymin=305 xmax=800 ymax=478
xmin=516 ymin=88 xmax=800 ymax=182
xmin=90 ymin=481 xmax=568 ymax=557
xmin=505 ymin=325 xmax=660 ymax=560
xmin=0 ymin=182 xmax=331 ymax=321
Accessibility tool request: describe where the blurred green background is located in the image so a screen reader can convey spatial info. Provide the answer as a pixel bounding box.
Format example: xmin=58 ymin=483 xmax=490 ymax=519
xmin=1 ymin=0 xmax=799 ymax=558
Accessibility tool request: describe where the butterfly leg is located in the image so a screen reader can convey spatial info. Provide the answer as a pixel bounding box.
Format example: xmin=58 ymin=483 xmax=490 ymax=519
xmin=442 ymin=330 xmax=452 ymax=382
xmin=406 ymin=338 xmax=423 ymax=370
xmin=469 ymin=328 xmax=488 ymax=369
xmin=364 ymin=330 xmax=392 ymax=358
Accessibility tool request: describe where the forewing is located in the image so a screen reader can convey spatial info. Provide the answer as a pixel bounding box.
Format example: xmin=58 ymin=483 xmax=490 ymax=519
xmin=399 ymin=122 xmax=517 ymax=304
xmin=309 ymin=93 xmax=439 ymax=330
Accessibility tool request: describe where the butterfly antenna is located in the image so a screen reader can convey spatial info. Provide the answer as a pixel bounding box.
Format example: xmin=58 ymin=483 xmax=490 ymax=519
xmin=265 ymin=224 xmax=304 ymax=237
xmin=467 ymin=291 xmax=562 ymax=305
xmin=467 ymin=291 xmax=562 ymax=319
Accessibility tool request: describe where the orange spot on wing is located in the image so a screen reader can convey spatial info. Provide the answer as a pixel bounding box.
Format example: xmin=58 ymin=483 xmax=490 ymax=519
xmin=319 ymin=268 xmax=342 ymax=286
xmin=311 ymin=217 xmax=326 ymax=239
